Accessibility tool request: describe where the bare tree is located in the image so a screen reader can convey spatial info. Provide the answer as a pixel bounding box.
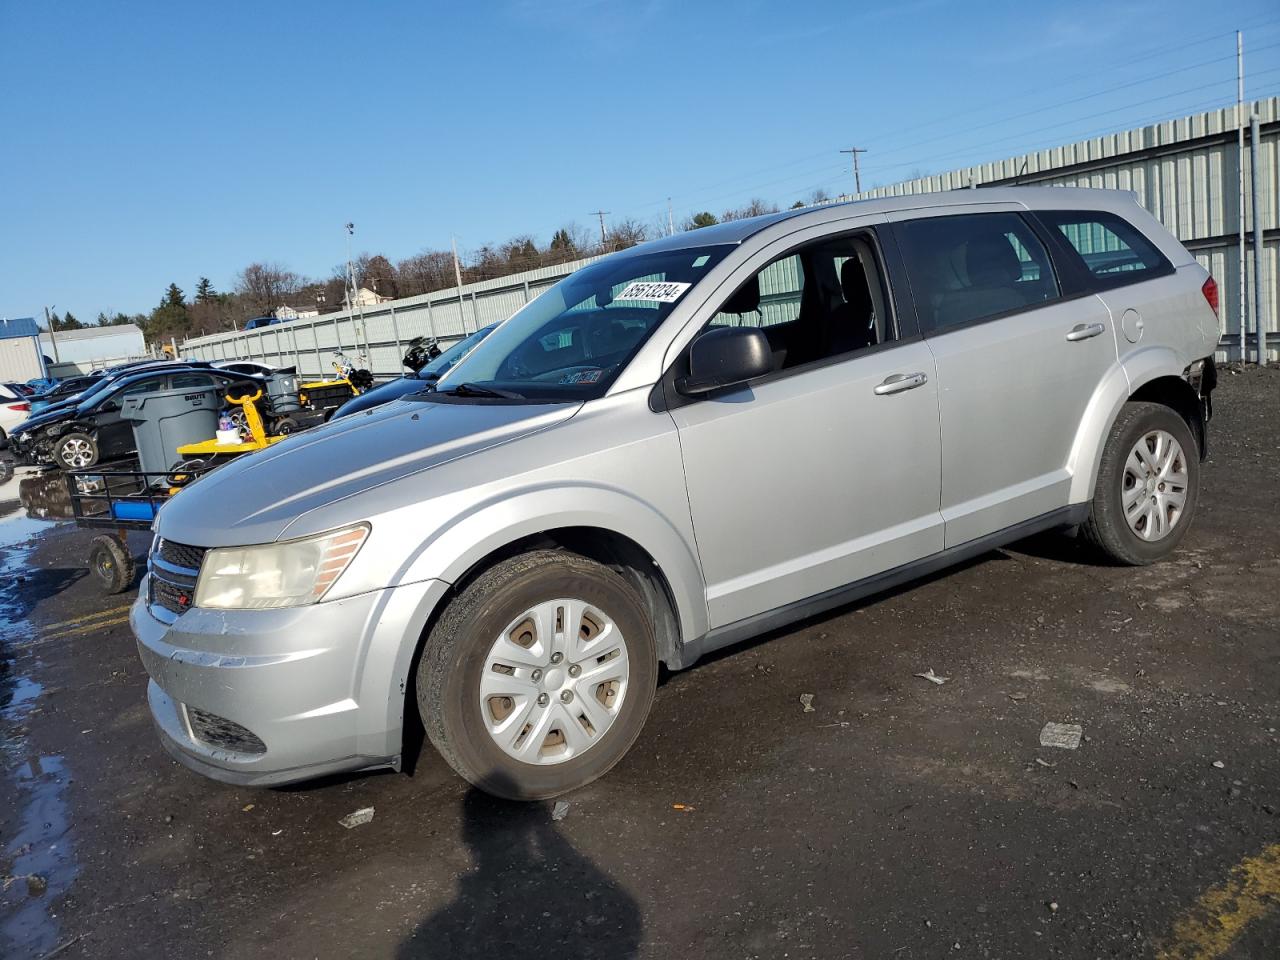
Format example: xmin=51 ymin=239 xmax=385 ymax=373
xmin=605 ymin=218 xmax=648 ymax=252
xmin=397 ymin=250 xmax=456 ymax=296
xmin=720 ymin=198 xmax=779 ymax=222
xmin=235 ymin=262 xmax=303 ymax=315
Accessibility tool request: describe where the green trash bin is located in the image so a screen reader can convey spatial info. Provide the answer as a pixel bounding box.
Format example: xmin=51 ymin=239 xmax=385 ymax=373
xmin=122 ymin=383 xmax=221 ymax=473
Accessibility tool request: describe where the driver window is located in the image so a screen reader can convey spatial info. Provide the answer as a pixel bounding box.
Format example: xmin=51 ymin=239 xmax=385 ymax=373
xmin=700 ymin=231 xmax=896 ymax=374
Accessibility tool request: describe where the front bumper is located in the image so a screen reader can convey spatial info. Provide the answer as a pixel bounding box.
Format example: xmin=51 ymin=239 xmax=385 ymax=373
xmin=131 ymin=574 xmax=448 ymax=786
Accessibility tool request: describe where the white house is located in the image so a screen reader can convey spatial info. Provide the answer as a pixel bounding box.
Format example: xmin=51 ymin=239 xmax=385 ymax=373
xmin=351 ymin=287 xmax=391 ymax=308
xmin=275 ymin=304 xmax=319 ymax=321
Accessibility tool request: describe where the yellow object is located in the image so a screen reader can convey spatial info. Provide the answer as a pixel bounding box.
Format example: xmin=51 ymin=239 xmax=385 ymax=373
xmin=175 ymin=389 xmax=288 ymax=458
xmin=1157 ymin=842 xmax=1280 ymax=959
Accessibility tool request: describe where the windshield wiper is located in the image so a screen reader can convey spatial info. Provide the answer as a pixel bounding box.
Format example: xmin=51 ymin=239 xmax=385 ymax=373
xmin=440 ymin=382 xmax=525 ymax=399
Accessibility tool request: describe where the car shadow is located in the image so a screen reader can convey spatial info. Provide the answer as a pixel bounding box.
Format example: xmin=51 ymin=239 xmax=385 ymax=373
xmin=396 ymin=775 xmax=643 ymax=959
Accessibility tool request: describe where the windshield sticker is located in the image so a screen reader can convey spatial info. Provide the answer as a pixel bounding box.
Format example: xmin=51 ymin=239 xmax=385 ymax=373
xmin=692 ymin=255 xmax=710 ymax=267
xmin=561 ymin=369 xmax=603 ymax=384
xmin=615 ymin=280 xmax=692 ymax=304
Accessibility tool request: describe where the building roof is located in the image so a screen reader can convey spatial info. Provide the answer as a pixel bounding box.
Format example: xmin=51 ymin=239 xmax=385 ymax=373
xmin=0 ymin=317 xmax=40 ymax=340
xmin=38 ymin=323 xmax=144 ymax=341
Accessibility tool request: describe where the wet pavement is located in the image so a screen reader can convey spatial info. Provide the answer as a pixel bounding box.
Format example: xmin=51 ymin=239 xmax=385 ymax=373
xmin=1 ymin=368 xmax=1277 ymax=959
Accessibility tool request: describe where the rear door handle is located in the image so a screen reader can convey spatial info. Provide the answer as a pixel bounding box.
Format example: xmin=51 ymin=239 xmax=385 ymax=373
xmin=1066 ymin=322 xmax=1106 ymax=342
xmin=874 ymin=372 xmax=929 ymax=396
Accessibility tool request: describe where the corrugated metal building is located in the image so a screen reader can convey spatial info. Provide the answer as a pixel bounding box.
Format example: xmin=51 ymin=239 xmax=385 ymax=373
xmin=182 ymin=97 xmax=1278 ymax=374
xmin=0 ymin=317 xmax=47 ymax=382
xmin=41 ymin=323 xmax=148 ymax=375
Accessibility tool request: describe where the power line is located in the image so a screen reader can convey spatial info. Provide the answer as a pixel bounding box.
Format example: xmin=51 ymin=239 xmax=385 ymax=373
xmin=630 ymin=22 xmax=1280 ymax=213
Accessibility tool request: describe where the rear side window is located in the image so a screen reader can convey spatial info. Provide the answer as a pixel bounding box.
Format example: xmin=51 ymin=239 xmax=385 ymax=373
xmin=1037 ymin=210 xmax=1170 ymax=285
xmin=895 ymin=212 xmax=1060 ymax=333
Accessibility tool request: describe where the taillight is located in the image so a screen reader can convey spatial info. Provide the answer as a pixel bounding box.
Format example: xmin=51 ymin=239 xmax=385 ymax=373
xmin=1201 ymin=276 xmax=1219 ymax=319
xmin=7 ymin=402 xmax=30 ymax=412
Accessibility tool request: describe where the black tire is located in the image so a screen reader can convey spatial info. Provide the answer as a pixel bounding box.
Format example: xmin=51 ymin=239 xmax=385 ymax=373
xmin=418 ymin=550 xmax=658 ymax=801
xmin=322 ymin=407 xmax=337 ymax=423
xmin=90 ymin=535 xmax=135 ymax=594
xmin=1081 ymin=402 xmax=1199 ymax=566
xmin=273 ymin=416 xmax=299 ymax=435
xmin=53 ymin=431 xmax=99 ymax=470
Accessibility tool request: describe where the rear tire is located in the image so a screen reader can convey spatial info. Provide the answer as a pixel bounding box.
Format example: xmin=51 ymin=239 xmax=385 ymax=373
xmin=273 ymin=416 xmax=299 ymax=435
xmin=418 ymin=550 xmax=657 ymax=801
xmin=1081 ymin=402 xmax=1199 ymax=565
xmin=53 ymin=432 xmax=99 ymax=470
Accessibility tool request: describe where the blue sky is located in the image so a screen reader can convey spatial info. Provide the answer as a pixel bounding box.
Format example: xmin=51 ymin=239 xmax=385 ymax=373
xmin=3 ymin=0 xmax=1278 ymax=324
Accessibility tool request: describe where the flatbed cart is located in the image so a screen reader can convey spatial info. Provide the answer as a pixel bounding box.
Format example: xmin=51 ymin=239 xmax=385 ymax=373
xmin=66 ymin=462 xmax=213 ymax=594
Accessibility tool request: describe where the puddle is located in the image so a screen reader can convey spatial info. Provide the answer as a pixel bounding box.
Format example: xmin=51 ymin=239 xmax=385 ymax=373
xmin=0 ymin=459 xmax=79 ymax=958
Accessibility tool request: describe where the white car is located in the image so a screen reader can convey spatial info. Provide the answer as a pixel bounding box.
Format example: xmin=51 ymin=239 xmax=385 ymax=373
xmin=0 ymin=383 xmax=32 ymax=446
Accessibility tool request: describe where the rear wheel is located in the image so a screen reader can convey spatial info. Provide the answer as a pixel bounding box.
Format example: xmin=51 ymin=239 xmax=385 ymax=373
xmin=53 ymin=432 xmax=98 ymax=470
xmin=1081 ymin=402 xmax=1199 ymax=565
xmin=89 ymin=535 xmax=135 ymax=593
xmin=418 ymin=550 xmax=657 ymax=800
xmin=273 ymin=416 xmax=299 ymax=435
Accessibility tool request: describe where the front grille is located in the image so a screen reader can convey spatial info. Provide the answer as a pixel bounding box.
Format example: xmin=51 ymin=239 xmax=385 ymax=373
xmin=187 ymin=706 xmax=267 ymax=755
xmin=158 ymin=539 xmax=207 ymax=572
xmin=151 ymin=576 xmax=195 ymax=616
xmin=150 ymin=539 xmax=205 ymax=617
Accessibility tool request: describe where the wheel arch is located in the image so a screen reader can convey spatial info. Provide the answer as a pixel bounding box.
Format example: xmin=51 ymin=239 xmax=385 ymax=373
xmin=1067 ymin=347 xmax=1202 ymax=504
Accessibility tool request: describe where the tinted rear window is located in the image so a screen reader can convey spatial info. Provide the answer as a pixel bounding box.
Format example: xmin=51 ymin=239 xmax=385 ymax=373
xmin=1037 ymin=210 xmax=1169 ymax=282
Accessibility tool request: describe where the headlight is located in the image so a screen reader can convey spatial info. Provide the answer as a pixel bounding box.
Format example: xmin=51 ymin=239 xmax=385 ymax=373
xmin=194 ymin=524 xmax=369 ymax=610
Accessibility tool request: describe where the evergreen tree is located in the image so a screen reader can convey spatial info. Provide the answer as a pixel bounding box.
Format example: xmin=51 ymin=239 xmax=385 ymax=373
xmin=195 ymin=277 xmax=215 ymax=302
xmin=686 ymin=211 xmax=719 ymax=229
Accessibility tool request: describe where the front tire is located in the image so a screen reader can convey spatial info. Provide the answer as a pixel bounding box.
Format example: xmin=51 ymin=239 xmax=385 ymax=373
xmin=53 ymin=432 xmax=99 ymax=470
xmin=418 ymin=550 xmax=657 ymax=801
xmin=1081 ymin=402 xmax=1199 ymax=565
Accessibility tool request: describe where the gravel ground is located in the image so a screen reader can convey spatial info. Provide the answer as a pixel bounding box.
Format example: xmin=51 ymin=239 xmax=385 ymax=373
xmin=1 ymin=367 xmax=1277 ymax=959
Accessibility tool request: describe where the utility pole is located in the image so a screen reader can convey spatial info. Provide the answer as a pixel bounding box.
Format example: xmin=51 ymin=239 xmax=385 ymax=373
xmin=591 ymin=210 xmax=610 ymax=250
xmin=346 ymin=221 xmax=369 ymax=360
xmin=43 ymin=305 xmax=60 ymax=364
xmin=452 ymin=235 xmax=469 ymax=333
xmin=840 ymin=147 xmax=868 ymax=194
xmin=1236 ymin=31 xmax=1247 ymax=362
xmin=667 ymin=198 xmax=675 ymax=236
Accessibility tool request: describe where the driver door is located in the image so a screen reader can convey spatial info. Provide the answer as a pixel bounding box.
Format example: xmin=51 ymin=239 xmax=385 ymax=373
xmin=670 ymin=227 xmax=944 ymax=629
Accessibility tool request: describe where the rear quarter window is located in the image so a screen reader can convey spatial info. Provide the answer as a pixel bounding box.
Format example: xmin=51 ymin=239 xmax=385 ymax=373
xmin=1036 ymin=210 xmax=1171 ymax=288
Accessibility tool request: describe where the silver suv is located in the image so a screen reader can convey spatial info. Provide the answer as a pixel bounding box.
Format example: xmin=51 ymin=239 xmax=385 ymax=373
xmin=131 ymin=188 xmax=1219 ymax=799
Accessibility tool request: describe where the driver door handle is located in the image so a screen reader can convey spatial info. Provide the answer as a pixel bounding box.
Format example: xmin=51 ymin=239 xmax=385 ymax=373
xmin=874 ymin=372 xmax=929 ymax=396
xmin=1066 ymin=322 xmax=1106 ymax=342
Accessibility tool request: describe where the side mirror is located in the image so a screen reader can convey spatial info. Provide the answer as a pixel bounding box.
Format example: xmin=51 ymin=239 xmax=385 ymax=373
xmin=676 ymin=327 xmax=773 ymax=396
xmin=99 ymin=400 xmax=120 ymax=413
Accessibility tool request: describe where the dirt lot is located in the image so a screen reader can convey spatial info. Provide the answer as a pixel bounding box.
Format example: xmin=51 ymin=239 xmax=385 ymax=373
xmin=1 ymin=368 xmax=1277 ymax=960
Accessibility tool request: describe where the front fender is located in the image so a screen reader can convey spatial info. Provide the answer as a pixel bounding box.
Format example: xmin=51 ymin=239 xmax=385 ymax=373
xmin=395 ymin=481 xmax=710 ymax=645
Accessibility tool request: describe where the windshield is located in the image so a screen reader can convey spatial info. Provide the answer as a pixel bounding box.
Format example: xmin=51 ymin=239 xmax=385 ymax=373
xmin=430 ymin=244 xmax=731 ymax=402
xmin=416 ymin=324 xmax=496 ymax=382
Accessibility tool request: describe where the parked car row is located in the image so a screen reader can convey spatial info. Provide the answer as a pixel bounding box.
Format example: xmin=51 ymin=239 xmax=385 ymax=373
xmin=126 ymin=188 xmax=1218 ymax=801
xmin=7 ymin=360 xmax=299 ymax=469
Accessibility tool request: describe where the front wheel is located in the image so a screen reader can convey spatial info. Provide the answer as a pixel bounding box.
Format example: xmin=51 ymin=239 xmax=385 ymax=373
xmin=53 ymin=432 xmax=99 ymax=470
xmin=418 ymin=550 xmax=657 ymax=800
xmin=1081 ymin=402 xmax=1199 ymax=565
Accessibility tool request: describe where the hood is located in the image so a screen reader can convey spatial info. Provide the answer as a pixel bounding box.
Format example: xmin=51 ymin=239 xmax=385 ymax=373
xmin=331 ymin=377 xmax=428 ymax=419
xmin=156 ymin=398 xmax=580 ymax=547
xmin=13 ymin=403 xmax=77 ymax=436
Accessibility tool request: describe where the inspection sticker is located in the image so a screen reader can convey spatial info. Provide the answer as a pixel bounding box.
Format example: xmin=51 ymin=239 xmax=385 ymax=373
xmin=615 ymin=280 xmax=691 ymax=303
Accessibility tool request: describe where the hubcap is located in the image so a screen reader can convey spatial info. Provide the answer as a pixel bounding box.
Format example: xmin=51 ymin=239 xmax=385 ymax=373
xmin=60 ymin=438 xmax=92 ymax=468
xmin=479 ymin=598 xmax=629 ymax=765
xmin=1122 ymin=429 xmax=1188 ymax=541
